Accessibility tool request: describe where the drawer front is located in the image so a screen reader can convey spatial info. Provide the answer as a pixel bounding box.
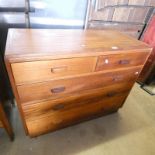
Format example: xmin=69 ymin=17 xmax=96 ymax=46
xmin=17 ymin=67 xmax=141 ymax=103
xmin=26 ymin=95 xmax=127 ymax=137
xmin=11 ymin=57 xmax=97 ymax=85
xmin=24 ymin=85 xmax=129 ymax=137
xmin=22 ymin=82 xmax=132 ymax=118
xmin=95 ymin=52 xmax=148 ymax=71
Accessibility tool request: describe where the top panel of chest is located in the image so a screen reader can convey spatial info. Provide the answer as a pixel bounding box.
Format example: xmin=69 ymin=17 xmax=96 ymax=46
xmin=5 ymin=29 xmax=151 ymax=62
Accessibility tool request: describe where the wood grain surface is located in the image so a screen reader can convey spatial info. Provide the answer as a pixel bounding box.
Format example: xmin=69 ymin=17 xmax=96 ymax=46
xmin=5 ymin=29 xmax=152 ymax=137
xmin=17 ymin=66 xmax=141 ymax=103
xmin=26 ymin=94 xmax=128 ymax=137
xmin=22 ymin=82 xmax=134 ymax=118
xmin=11 ymin=57 xmax=97 ymax=85
xmin=5 ymin=29 xmax=151 ymax=62
xmin=95 ymin=52 xmax=148 ymax=71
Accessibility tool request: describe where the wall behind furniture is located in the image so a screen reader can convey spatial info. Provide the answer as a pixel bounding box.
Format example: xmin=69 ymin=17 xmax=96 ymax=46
xmin=30 ymin=0 xmax=88 ymax=28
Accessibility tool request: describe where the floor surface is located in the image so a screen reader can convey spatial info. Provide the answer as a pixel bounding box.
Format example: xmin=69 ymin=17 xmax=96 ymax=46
xmin=0 ymin=83 xmax=155 ymax=155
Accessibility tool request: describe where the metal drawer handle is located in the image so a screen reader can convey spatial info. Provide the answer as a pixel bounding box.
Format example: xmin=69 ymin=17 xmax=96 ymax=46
xmin=52 ymin=104 xmax=65 ymax=111
xmin=51 ymin=66 xmax=67 ymax=73
xmin=51 ymin=86 xmax=65 ymax=93
xmin=107 ymin=92 xmax=117 ymax=97
xmin=119 ymin=60 xmax=130 ymax=65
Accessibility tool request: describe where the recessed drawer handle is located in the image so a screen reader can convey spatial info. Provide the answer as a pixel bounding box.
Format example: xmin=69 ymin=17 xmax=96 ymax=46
xmin=52 ymin=104 xmax=65 ymax=110
xmin=119 ymin=60 xmax=130 ymax=65
xmin=107 ymin=92 xmax=117 ymax=97
xmin=51 ymin=86 xmax=65 ymax=93
xmin=51 ymin=66 xmax=68 ymax=73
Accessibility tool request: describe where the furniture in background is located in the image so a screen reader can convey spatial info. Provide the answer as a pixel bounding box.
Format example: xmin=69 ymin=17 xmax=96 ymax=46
xmin=0 ymin=0 xmax=32 ymax=103
xmin=0 ymin=29 xmax=14 ymax=103
xmin=5 ymin=29 xmax=151 ymax=137
xmin=0 ymin=101 xmax=14 ymax=141
xmin=137 ymin=15 xmax=155 ymax=94
xmin=138 ymin=15 xmax=155 ymax=84
xmin=0 ymin=0 xmax=33 ymax=140
xmin=85 ymin=0 xmax=155 ymax=39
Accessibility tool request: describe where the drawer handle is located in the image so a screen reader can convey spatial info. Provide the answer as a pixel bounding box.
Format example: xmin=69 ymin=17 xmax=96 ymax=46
xmin=113 ymin=76 xmax=123 ymax=82
xmin=119 ymin=60 xmax=130 ymax=65
xmin=107 ymin=92 xmax=117 ymax=97
xmin=52 ymin=104 xmax=65 ymax=111
xmin=51 ymin=66 xmax=67 ymax=73
xmin=51 ymin=86 xmax=65 ymax=93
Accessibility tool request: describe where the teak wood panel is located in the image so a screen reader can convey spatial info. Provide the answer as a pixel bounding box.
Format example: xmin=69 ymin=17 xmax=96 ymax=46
xmin=22 ymin=82 xmax=133 ymax=119
xmin=5 ymin=29 xmax=151 ymax=63
xmin=4 ymin=29 xmax=152 ymax=137
xmin=95 ymin=52 xmax=148 ymax=71
xmin=25 ymin=93 xmax=128 ymax=137
xmin=11 ymin=57 xmax=97 ymax=85
xmin=17 ymin=67 xmax=141 ymax=103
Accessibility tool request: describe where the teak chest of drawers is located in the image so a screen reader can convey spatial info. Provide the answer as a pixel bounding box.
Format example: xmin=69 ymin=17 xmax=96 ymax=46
xmin=5 ymin=29 xmax=151 ymax=137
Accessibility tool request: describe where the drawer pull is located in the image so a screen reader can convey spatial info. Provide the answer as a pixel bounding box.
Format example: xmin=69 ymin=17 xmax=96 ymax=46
xmin=107 ymin=92 xmax=117 ymax=97
xmin=52 ymin=104 xmax=65 ymax=110
xmin=119 ymin=60 xmax=130 ymax=65
xmin=51 ymin=86 xmax=65 ymax=93
xmin=113 ymin=76 xmax=123 ymax=82
xmin=51 ymin=66 xmax=67 ymax=73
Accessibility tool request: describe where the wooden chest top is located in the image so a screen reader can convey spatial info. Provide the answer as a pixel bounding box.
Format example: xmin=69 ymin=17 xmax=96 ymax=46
xmin=5 ymin=29 xmax=151 ymax=62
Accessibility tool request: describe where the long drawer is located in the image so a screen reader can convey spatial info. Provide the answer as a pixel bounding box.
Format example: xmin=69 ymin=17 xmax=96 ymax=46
xmin=95 ymin=52 xmax=148 ymax=71
xmin=22 ymin=82 xmax=133 ymax=118
xmin=24 ymin=84 xmax=129 ymax=137
xmin=11 ymin=57 xmax=97 ymax=85
xmin=17 ymin=66 xmax=141 ymax=103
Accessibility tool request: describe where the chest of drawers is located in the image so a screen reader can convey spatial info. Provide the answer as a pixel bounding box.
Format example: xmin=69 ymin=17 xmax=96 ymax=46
xmin=5 ymin=29 xmax=151 ymax=137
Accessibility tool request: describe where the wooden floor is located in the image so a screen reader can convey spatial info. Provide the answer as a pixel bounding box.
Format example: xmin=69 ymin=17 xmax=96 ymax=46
xmin=0 ymin=83 xmax=155 ymax=155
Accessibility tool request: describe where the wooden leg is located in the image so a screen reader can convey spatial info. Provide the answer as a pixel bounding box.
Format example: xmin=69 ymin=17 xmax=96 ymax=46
xmin=0 ymin=102 xmax=14 ymax=141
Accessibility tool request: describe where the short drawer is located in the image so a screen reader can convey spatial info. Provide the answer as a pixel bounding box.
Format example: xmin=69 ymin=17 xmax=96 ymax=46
xmin=11 ymin=57 xmax=97 ymax=85
xmin=95 ymin=52 xmax=149 ymax=71
xmin=23 ymin=84 xmax=129 ymax=137
xmin=17 ymin=66 xmax=141 ymax=103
